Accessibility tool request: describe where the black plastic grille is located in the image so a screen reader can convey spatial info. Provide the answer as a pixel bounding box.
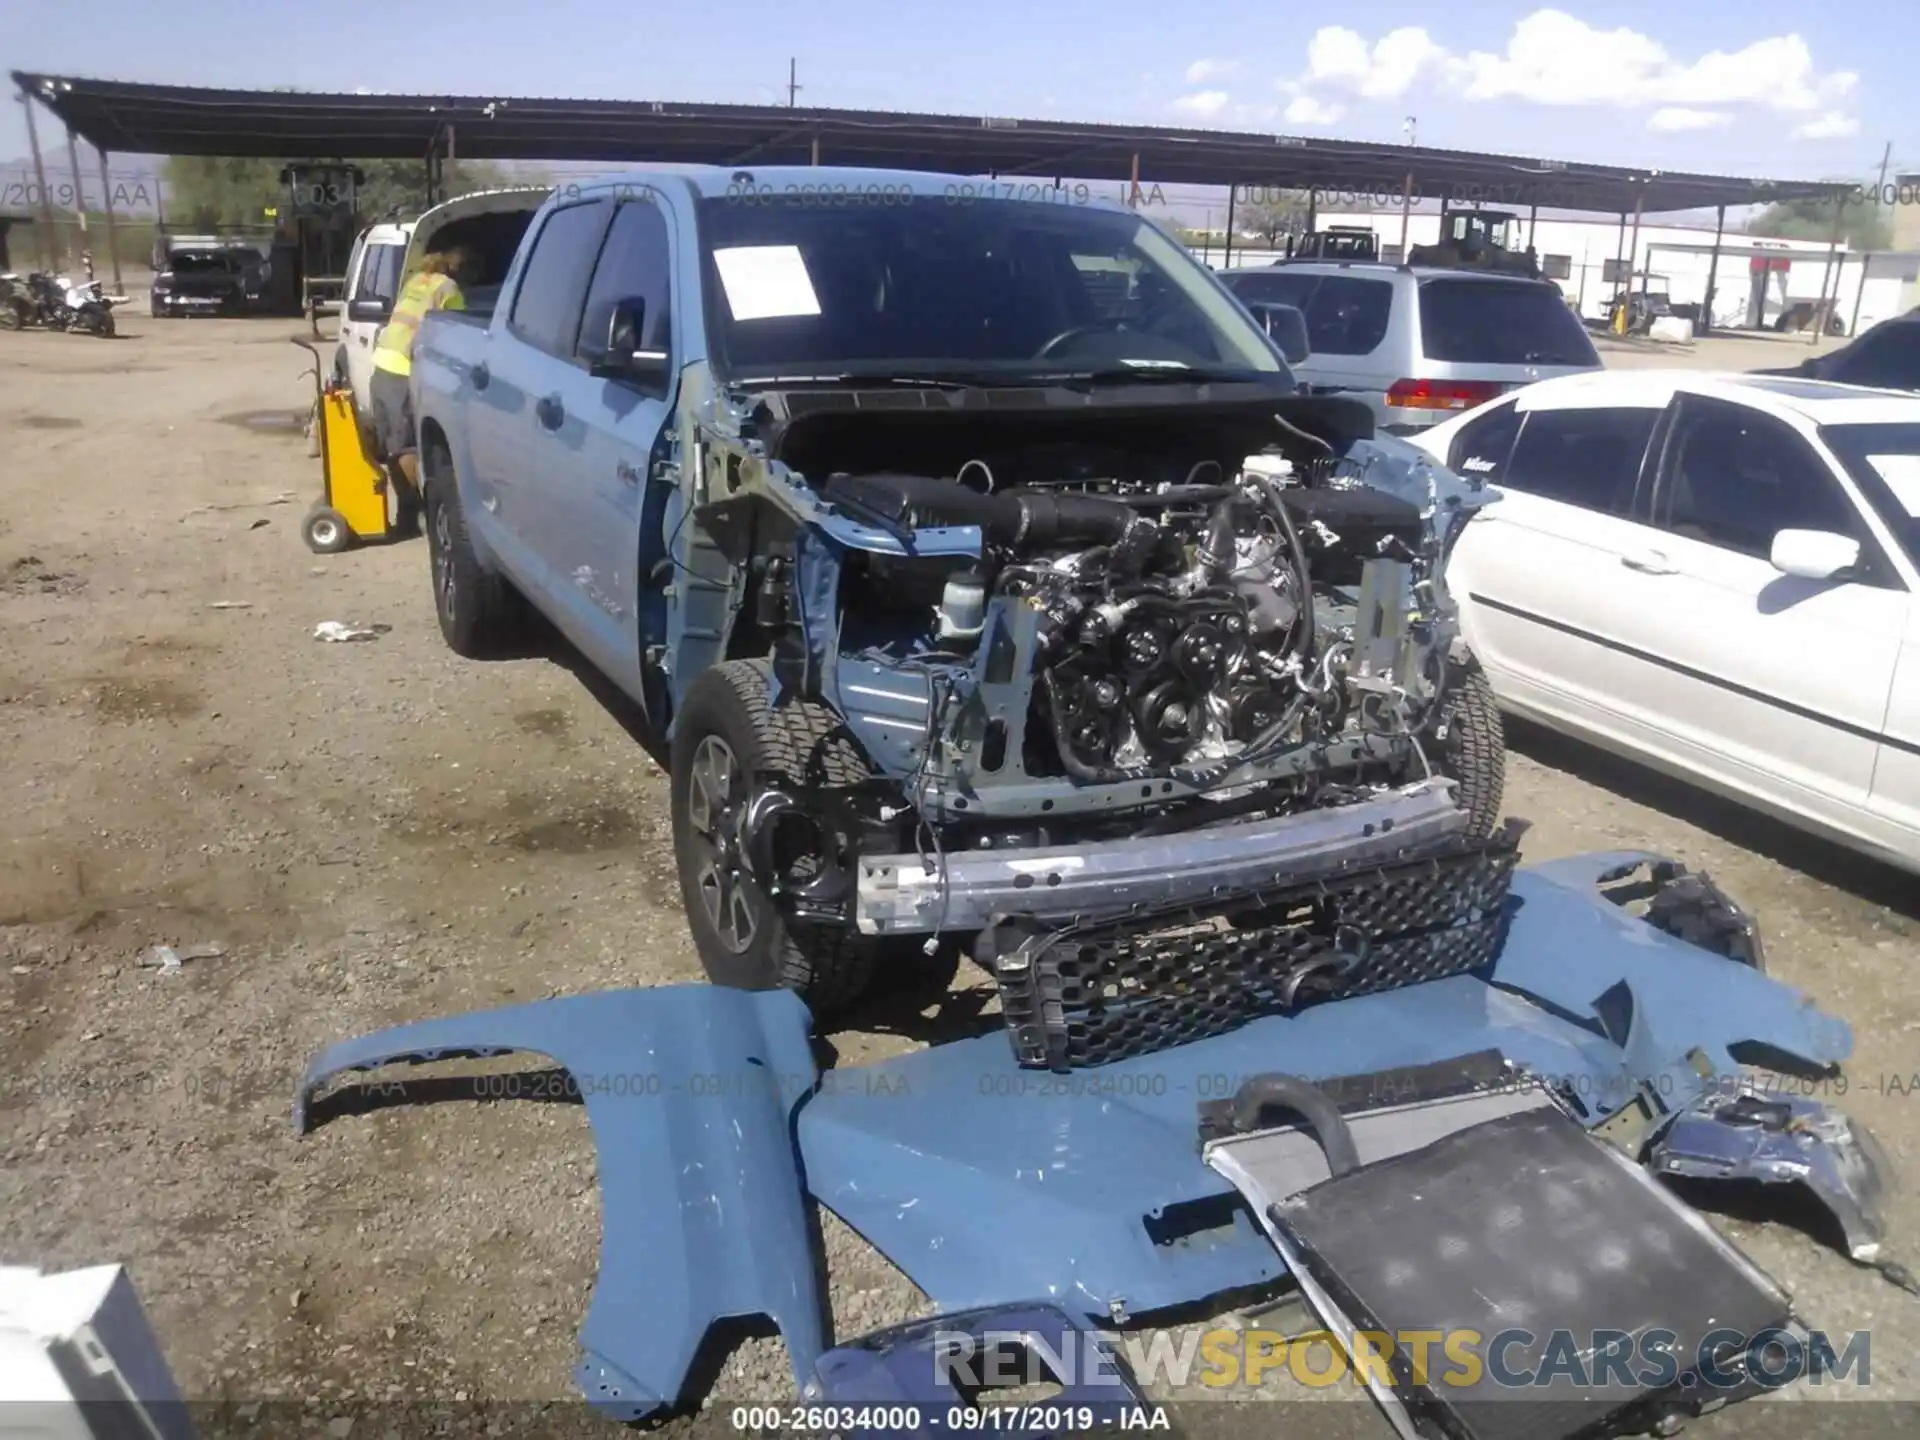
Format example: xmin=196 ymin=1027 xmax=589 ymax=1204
xmin=993 ymin=821 xmax=1524 ymax=1070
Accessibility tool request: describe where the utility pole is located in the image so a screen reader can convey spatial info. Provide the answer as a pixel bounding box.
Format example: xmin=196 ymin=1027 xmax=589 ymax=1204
xmin=787 ymin=59 xmax=802 ymax=108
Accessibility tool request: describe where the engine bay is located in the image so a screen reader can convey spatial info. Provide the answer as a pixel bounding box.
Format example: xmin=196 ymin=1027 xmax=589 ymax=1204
xmin=766 ymin=402 xmax=1474 ymax=838
xmin=828 ymin=457 xmax=1432 ymax=786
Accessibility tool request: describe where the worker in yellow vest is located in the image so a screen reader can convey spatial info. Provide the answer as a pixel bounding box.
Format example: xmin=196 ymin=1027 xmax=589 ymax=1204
xmin=368 ymin=245 xmax=477 ymax=520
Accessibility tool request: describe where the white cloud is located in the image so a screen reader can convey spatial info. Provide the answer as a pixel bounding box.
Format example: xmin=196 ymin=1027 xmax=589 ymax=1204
xmin=1453 ymin=9 xmax=1855 ymax=115
xmin=1646 ymin=107 xmax=1731 ymax=132
xmin=1285 ymin=95 xmax=1345 ymax=126
xmin=1185 ymin=58 xmax=1241 ymax=85
xmin=1794 ymin=110 xmax=1860 ymax=139
xmin=1305 ymin=25 xmax=1446 ymax=99
xmin=1172 ymin=89 xmax=1232 ymax=119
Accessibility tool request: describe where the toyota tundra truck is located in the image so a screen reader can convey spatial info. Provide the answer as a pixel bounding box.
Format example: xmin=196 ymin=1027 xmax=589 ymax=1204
xmin=410 ymin=166 xmax=1508 ymax=1052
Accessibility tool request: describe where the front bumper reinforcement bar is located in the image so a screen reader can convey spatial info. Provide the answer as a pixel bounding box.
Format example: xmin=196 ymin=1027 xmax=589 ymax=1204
xmin=854 ymin=779 xmax=1469 ymax=935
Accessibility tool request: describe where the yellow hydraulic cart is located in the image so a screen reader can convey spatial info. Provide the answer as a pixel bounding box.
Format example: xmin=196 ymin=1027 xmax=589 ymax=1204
xmin=291 ymin=336 xmax=395 ymax=554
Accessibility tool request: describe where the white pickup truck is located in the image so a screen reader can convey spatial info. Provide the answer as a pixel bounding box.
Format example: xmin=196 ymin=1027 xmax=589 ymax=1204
xmin=331 ymin=188 xmax=549 ymax=414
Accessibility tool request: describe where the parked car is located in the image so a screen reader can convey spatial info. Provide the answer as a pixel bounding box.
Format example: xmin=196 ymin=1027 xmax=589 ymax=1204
xmin=1413 ymin=369 xmax=1920 ymax=873
xmin=1753 ymin=312 xmax=1920 ymax=390
xmin=409 ymin=166 xmax=1509 ymax=1024
xmin=149 ymin=246 xmax=265 ymax=317
xmin=1217 ymin=261 xmax=1600 ymax=436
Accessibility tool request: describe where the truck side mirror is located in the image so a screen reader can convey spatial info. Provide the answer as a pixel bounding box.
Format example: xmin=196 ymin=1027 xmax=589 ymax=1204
xmin=586 ymin=297 xmax=670 ymax=388
xmin=347 ymin=297 xmax=391 ymax=325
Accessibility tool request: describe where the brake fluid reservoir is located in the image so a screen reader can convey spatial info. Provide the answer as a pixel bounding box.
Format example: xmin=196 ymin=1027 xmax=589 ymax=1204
xmin=1240 ymin=450 xmax=1295 ymax=486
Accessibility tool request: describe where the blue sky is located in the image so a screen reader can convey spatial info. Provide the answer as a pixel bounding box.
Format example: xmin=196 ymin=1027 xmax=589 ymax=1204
xmin=5 ymin=0 xmax=1910 ymax=183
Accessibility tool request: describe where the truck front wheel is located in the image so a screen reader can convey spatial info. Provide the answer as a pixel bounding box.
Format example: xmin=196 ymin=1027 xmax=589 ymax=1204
xmin=670 ymin=661 xmax=879 ymax=1018
xmin=1428 ymin=656 xmax=1506 ymax=839
xmin=422 ymin=444 xmax=522 ymax=658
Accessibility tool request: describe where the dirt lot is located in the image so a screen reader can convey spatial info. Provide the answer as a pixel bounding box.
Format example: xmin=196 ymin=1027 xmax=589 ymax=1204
xmin=0 ymin=317 xmax=1914 ymax=1436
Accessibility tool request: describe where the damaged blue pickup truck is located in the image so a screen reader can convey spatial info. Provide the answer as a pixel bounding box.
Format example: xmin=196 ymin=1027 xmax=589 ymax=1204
xmin=297 ymin=169 xmax=1900 ymax=1439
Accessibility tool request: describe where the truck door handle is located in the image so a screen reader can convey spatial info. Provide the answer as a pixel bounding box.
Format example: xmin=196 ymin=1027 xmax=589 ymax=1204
xmin=535 ymin=394 xmax=564 ymax=431
xmin=469 ymin=361 xmax=490 ymax=391
xmin=1621 ymin=549 xmax=1676 ymax=575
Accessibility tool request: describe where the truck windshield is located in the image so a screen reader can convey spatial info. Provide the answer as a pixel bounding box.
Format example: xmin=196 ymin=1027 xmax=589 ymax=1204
xmin=695 ymin=196 xmax=1286 ymax=384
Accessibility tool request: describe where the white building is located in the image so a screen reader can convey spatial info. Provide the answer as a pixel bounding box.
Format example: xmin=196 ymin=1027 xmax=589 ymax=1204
xmin=1190 ymin=208 xmax=1920 ymax=337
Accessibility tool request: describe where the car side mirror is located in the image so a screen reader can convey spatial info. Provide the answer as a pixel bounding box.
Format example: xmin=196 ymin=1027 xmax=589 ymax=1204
xmin=585 ymin=297 xmax=670 ymax=387
xmin=347 ymin=297 xmax=391 ymax=325
xmin=1246 ymin=302 xmax=1310 ymax=365
xmin=1770 ymin=528 xmax=1861 ymax=581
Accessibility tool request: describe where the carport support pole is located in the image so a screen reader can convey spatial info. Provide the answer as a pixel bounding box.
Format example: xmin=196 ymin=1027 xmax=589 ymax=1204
xmin=1813 ymin=191 xmax=1846 ymax=344
xmin=1526 ymin=202 xmax=1537 ymax=252
xmin=96 ymin=146 xmax=122 ymax=292
xmin=444 ymin=123 xmax=457 ymax=195
xmin=1305 ymin=187 xmax=1317 ymax=233
xmin=61 ymin=122 xmax=90 ymax=276
xmin=1702 ymin=205 xmax=1725 ymax=337
xmin=1223 ymin=185 xmax=1235 ymax=267
xmin=1849 ymin=251 xmax=1872 ymax=337
xmin=1398 ymin=171 xmax=1413 ymax=259
xmin=1129 ymin=153 xmax=1140 ymax=208
xmin=1624 ymin=187 xmax=1643 ymax=306
xmin=18 ymin=88 xmax=58 ymax=272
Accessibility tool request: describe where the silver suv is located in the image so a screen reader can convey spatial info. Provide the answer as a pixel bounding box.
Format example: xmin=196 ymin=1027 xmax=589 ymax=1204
xmin=1220 ymin=261 xmax=1602 ymax=435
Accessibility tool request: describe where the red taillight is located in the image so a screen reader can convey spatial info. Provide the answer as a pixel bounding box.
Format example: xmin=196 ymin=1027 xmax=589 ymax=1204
xmin=1386 ymin=378 xmax=1506 ymax=410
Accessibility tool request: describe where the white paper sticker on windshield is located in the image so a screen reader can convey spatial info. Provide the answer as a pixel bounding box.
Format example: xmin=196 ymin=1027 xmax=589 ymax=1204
xmin=1866 ymin=454 xmax=1920 ymax=518
xmin=713 ymin=245 xmax=822 ymax=322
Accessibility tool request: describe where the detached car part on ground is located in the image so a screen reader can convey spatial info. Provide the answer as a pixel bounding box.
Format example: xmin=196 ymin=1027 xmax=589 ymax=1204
xmin=298 ymin=852 xmax=1895 ymax=1438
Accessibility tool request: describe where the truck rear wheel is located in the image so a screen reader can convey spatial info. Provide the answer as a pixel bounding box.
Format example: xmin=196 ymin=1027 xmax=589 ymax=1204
xmin=422 ymin=443 xmax=522 ymax=659
xmin=1429 ymin=656 xmax=1505 ymax=839
xmin=670 ymin=661 xmax=879 ymax=1018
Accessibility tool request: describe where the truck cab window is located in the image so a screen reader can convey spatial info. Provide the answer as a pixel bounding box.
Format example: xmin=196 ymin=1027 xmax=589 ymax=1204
xmin=579 ymin=198 xmax=673 ymax=361
xmin=508 ymin=200 xmax=613 ymax=359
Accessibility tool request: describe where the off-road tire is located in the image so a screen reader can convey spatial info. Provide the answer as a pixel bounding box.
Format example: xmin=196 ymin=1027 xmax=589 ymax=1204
xmin=1430 ymin=656 xmax=1505 ymax=839
xmin=422 ymin=444 xmax=521 ymax=659
xmin=3 ymin=297 xmax=31 ymax=329
xmin=670 ymin=660 xmax=880 ymax=1017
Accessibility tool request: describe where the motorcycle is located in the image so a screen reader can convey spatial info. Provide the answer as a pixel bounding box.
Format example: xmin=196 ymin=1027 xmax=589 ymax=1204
xmin=0 ymin=272 xmax=123 ymax=336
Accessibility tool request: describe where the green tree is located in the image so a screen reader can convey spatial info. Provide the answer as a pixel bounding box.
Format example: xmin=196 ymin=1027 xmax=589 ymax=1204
xmin=1235 ymin=190 xmax=1311 ymax=247
xmin=1749 ymin=183 xmax=1893 ymax=251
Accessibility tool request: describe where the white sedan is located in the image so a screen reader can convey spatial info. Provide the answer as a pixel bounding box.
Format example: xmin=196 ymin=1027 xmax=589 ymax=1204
xmin=1412 ymin=369 xmax=1920 ymax=874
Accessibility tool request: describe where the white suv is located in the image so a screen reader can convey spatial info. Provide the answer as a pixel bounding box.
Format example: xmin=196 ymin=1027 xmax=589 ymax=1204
xmin=1219 ymin=261 xmax=1601 ymax=436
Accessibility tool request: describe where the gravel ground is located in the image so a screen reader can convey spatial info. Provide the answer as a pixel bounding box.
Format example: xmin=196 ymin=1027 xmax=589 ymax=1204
xmin=0 ymin=317 xmax=1912 ymax=1438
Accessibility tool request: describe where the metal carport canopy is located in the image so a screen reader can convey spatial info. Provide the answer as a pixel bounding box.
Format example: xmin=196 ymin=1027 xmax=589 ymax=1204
xmin=14 ymin=70 xmax=1844 ymax=215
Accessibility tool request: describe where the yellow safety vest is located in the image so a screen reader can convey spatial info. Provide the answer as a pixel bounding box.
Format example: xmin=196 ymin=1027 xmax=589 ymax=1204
xmin=371 ymin=271 xmax=465 ymax=377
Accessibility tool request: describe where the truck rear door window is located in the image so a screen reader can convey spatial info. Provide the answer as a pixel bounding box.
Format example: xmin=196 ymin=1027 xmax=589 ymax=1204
xmin=1417 ymin=279 xmax=1598 ymax=366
